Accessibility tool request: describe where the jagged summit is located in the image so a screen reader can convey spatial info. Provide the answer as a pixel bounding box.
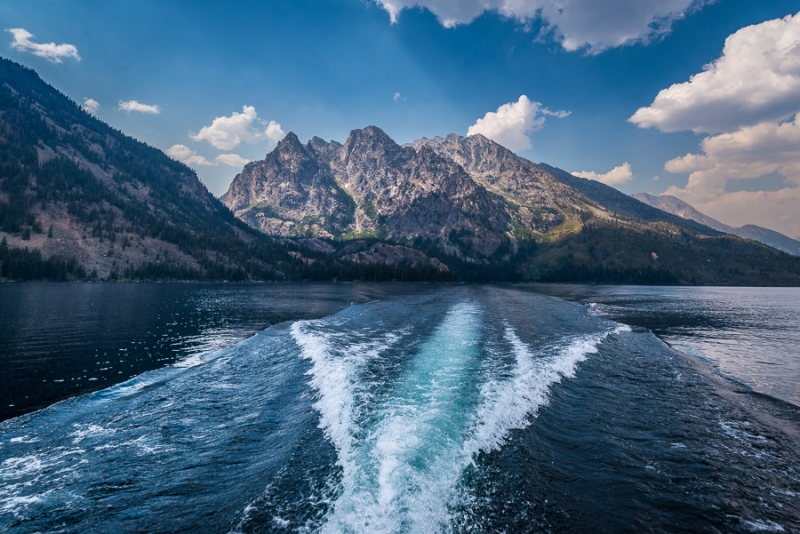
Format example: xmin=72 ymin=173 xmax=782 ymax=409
xmin=410 ymin=132 xmax=581 ymax=230
xmin=223 ymin=126 xmax=509 ymax=256
xmin=276 ymin=131 xmax=303 ymax=149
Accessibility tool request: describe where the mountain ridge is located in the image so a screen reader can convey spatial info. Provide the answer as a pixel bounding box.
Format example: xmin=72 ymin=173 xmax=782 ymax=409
xmin=632 ymin=193 xmax=800 ymax=257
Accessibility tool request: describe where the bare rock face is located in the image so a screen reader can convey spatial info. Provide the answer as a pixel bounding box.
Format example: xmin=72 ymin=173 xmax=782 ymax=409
xmin=222 ymin=126 xmax=513 ymax=258
xmin=220 ymin=133 xmax=355 ymax=239
xmin=409 ymin=133 xmax=581 ymax=232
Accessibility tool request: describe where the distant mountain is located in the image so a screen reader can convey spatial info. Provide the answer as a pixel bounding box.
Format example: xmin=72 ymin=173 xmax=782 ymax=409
xmin=223 ymin=129 xmax=800 ymax=285
xmin=632 ymin=193 xmax=800 ymax=257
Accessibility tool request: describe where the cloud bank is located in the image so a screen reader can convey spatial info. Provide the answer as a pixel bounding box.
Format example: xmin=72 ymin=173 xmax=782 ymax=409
xmin=6 ymin=28 xmax=80 ymax=63
xmin=467 ymin=95 xmax=568 ymax=152
xmin=661 ymin=116 xmax=800 ymax=237
xmin=632 ymin=12 xmax=800 ymax=237
xmin=630 ymin=12 xmax=800 ymax=134
xmin=167 ymin=145 xmax=250 ymax=168
xmin=573 ymin=162 xmax=633 ymax=186
xmin=191 ymin=106 xmax=285 ymax=150
xmin=119 ymin=100 xmax=161 ymax=114
xmin=374 ymin=0 xmax=708 ymax=53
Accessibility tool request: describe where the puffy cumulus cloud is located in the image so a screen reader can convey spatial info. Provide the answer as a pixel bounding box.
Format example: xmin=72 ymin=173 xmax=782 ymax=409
xmin=374 ymin=0 xmax=707 ymax=53
xmin=83 ymin=98 xmax=99 ymax=114
xmin=215 ymin=153 xmax=251 ymax=167
xmin=191 ymin=106 xmax=258 ymax=150
xmin=119 ymin=100 xmax=161 ymax=114
xmin=573 ymin=162 xmax=633 ymax=186
xmin=467 ymin=95 xmax=568 ymax=152
xmin=663 ymin=116 xmax=800 ymax=237
xmin=7 ymin=28 xmax=80 ymax=63
xmin=167 ymin=144 xmax=215 ymax=167
xmin=191 ymin=106 xmax=285 ymax=150
xmin=630 ymin=12 xmax=800 ymax=134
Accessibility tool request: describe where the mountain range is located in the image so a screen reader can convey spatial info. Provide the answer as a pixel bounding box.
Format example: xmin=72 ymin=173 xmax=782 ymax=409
xmin=2 ymin=57 xmax=800 ymax=285
xmin=222 ymin=127 xmax=800 ymax=285
xmin=632 ymin=193 xmax=800 ymax=257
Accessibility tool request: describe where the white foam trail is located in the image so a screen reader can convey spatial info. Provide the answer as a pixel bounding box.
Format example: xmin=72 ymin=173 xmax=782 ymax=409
xmin=291 ymin=321 xmax=401 ymax=476
xmin=464 ymin=324 xmax=630 ymax=460
xmin=311 ymin=303 xmax=482 ymax=534
xmin=297 ymin=304 xmax=629 ymax=534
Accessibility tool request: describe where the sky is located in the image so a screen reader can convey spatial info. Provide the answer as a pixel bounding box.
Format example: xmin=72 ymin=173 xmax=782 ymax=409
xmin=2 ymin=0 xmax=800 ymax=239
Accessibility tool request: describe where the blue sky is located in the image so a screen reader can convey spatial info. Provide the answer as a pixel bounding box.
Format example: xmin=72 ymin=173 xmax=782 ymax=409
xmin=3 ymin=0 xmax=800 ymax=238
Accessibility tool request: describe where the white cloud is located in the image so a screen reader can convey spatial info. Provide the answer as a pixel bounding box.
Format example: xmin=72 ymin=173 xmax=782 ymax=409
xmin=541 ymin=108 xmax=571 ymax=118
xmin=6 ymin=28 xmax=80 ymax=63
xmin=265 ymin=120 xmax=286 ymax=145
xmin=665 ymin=118 xmax=800 ymax=198
xmin=83 ymin=98 xmax=99 ymax=114
xmin=573 ymin=162 xmax=633 ymax=186
xmin=394 ymin=92 xmax=401 ymax=101
xmin=467 ymin=95 xmax=567 ymax=152
xmin=167 ymin=144 xmax=251 ymax=169
xmin=630 ymin=12 xmax=800 ymax=134
xmin=192 ymin=106 xmax=257 ymax=150
xmin=119 ymin=100 xmax=161 ymax=114
xmin=374 ymin=0 xmax=708 ymax=53
xmin=215 ymin=153 xmax=251 ymax=167
xmin=167 ymin=144 xmax=215 ymax=167
xmin=191 ymin=106 xmax=285 ymax=150
xmin=631 ymin=13 xmax=800 ymax=237
xmin=663 ymin=116 xmax=800 ymax=237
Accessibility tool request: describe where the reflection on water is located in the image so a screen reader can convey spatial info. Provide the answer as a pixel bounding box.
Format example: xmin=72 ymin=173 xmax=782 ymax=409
xmin=525 ymin=284 xmax=800 ymax=406
xmin=0 ymin=282 xmax=435 ymax=420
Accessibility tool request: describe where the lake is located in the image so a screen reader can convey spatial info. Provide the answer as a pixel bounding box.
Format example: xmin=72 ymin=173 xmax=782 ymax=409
xmin=1 ymin=283 xmax=799 ymax=533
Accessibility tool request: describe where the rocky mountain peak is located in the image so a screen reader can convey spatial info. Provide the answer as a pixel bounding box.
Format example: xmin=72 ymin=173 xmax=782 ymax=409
xmin=305 ymin=135 xmax=341 ymax=163
xmin=342 ymin=126 xmax=404 ymax=159
xmin=274 ymin=131 xmax=306 ymax=156
xmin=410 ymin=133 xmax=575 ymax=232
xmin=307 ymin=136 xmax=328 ymax=150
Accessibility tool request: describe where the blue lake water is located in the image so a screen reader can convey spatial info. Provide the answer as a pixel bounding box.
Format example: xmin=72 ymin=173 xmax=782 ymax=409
xmin=1 ymin=283 xmax=799 ymax=533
